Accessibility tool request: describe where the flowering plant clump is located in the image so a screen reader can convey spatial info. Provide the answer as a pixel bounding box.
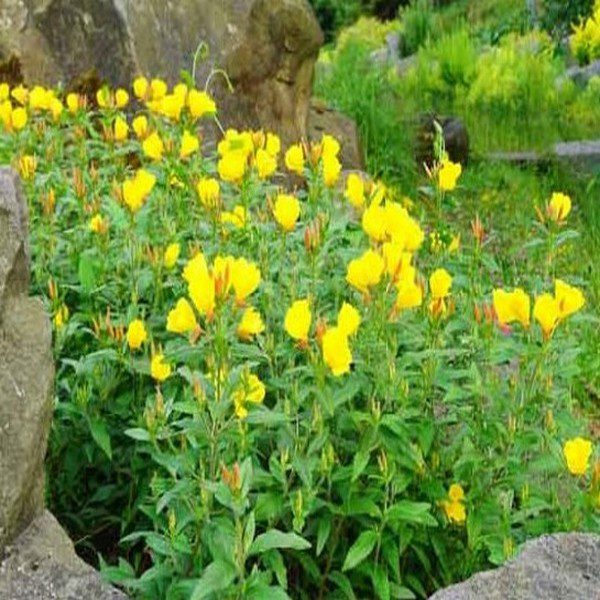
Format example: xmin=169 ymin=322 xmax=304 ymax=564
xmin=570 ymin=0 xmax=600 ymax=65
xmin=0 ymin=75 xmax=597 ymax=600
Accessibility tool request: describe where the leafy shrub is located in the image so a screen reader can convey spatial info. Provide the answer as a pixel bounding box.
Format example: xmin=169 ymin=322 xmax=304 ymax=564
xmin=541 ymin=0 xmax=595 ymax=37
xmin=569 ymin=0 xmax=600 ymax=65
xmin=308 ymin=0 xmax=363 ymax=42
xmin=0 ymin=76 xmax=598 ymax=600
xmin=400 ymin=0 xmax=440 ymax=56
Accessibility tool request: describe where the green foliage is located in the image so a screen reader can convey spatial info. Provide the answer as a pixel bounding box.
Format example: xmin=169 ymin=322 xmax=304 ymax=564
xmin=399 ymin=0 xmax=440 ymax=56
xmin=541 ymin=0 xmax=595 ymax=37
xmin=308 ymin=0 xmax=363 ymax=42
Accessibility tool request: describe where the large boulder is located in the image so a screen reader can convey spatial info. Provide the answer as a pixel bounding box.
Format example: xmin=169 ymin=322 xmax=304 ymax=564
xmin=0 ymin=0 xmax=324 ymax=143
xmin=0 ymin=167 xmax=53 ymax=549
xmin=430 ymin=533 xmax=600 ymax=600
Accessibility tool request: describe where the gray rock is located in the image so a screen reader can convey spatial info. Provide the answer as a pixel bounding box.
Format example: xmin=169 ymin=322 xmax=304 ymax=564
xmin=565 ymin=59 xmax=600 ymax=87
xmin=430 ymin=533 xmax=600 ymax=600
xmin=0 ymin=168 xmax=54 ymax=550
xmin=0 ymin=510 xmax=127 ymax=599
xmin=415 ymin=114 xmax=470 ymax=167
xmin=0 ymin=0 xmax=324 ymax=144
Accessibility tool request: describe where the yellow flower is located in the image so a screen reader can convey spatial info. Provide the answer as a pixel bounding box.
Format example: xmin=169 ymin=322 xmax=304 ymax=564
xmin=122 ymin=169 xmax=156 ymax=213
xmin=322 ymin=153 xmax=341 ymax=187
xmin=66 ymin=93 xmax=82 ymax=113
xmin=218 ymin=129 xmax=254 ymax=157
xmin=548 ymin=192 xmax=571 ymax=222
xmin=113 ymin=116 xmax=129 ymax=142
xmin=442 ymin=484 xmax=466 ymax=524
xmin=533 ymin=293 xmax=560 ymax=338
xmin=345 ymin=173 xmax=365 ymax=208
xmin=0 ymin=83 xmax=9 ymax=101
xmin=18 ymin=155 xmax=36 ymax=180
xmin=196 ymin=178 xmax=221 ymax=208
xmin=132 ymin=115 xmax=149 ymax=139
xmin=11 ymin=85 xmax=28 ymax=106
xmin=180 ymin=130 xmax=199 ymax=159
xmin=362 ymin=203 xmax=387 ymax=242
xmin=273 ymin=194 xmax=300 ymax=232
xmin=188 ymin=89 xmax=217 ymax=119
xmin=232 ymin=373 xmax=266 ymax=419
xmin=29 ymin=85 xmax=52 ymax=110
xmin=153 ymin=93 xmax=185 ymax=121
xmin=384 ymin=203 xmax=424 ymax=251
xmin=188 ymin=269 xmax=216 ymax=318
xmin=382 ymin=242 xmax=413 ymax=282
xmin=492 ymin=288 xmax=531 ymax=328
xmin=133 ymin=76 xmax=149 ymax=100
xmin=89 ymin=214 xmax=107 ymax=234
xmin=151 ymin=353 xmax=172 ymax=382
xmin=231 ymin=258 xmax=261 ymax=304
xmin=115 ymin=88 xmax=129 ymax=108
xmin=322 ymin=327 xmax=352 ymax=376
xmin=11 ymin=107 xmax=28 ymax=131
xmin=346 ymin=249 xmax=385 ymax=293
xmin=53 ymin=304 xmax=69 ymax=330
xmin=183 ymin=253 xmax=209 ymax=285
xmin=448 ymin=234 xmax=461 ymax=253
xmin=554 ymin=279 xmax=585 ymax=319
xmin=50 ymin=97 xmax=63 ymax=121
xmin=127 ymin=319 xmax=147 ymax=350
xmin=237 ymin=307 xmax=265 ymax=340
xmin=563 ymin=437 xmax=593 ymax=476
xmin=265 ymin=132 xmax=281 ymax=156
xmin=96 ymin=87 xmax=111 ymax=108
xmin=150 ymin=78 xmax=168 ymax=101
xmin=221 ymin=205 xmax=247 ymax=229
xmin=167 ymin=298 xmax=198 ymax=334
xmin=285 ymin=300 xmax=312 ymax=342
xmin=438 ymin=159 xmax=462 ymax=192
xmin=337 ymin=302 xmax=361 ymax=337
xmin=255 ymin=148 xmax=277 ymax=179
xmin=429 ymin=268 xmax=452 ymax=299
xmin=321 ymin=134 xmax=341 ymax=159
xmin=395 ymin=279 xmax=423 ymax=311
xmin=143 ymin=132 xmax=164 ymax=161
xmin=218 ymin=151 xmax=247 ymax=183
xmin=164 ymin=243 xmax=180 ymax=269
xmin=285 ymin=144 xmax=305 ymax=175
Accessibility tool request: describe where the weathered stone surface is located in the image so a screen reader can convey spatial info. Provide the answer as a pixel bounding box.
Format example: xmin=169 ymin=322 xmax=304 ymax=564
xmin=0 ymin=167 xmax=53 ymax=550
xmin=309 ymin=98 xmax=364 ymax=170
xmin=565 ymin=59 xmax=600 ymax=87
xmin=430 ymin=533 xmax=600 ymax=600
xmin=0 ymin=510 xmax=127 ymax=599
xmin=415 ymin=114 xmax=470 ymax=167
xmin=489 ymin=140 xmax=600 ymax=174
xmin=0 ymin=0 xmax=324 ymax=143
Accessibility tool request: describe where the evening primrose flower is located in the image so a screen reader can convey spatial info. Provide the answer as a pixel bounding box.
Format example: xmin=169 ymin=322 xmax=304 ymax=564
xmin=167 ymin=298 xmax=198 ymax=334
xmin=232 ymin=373 xmax=265 ymax=419
xmin=345 ymin=173 xmax=365 ymax=208
xmin=255 ymin=148 xmax=277 ymax=179
xmin=221 ymin=205 xmax=247 ymax=229
xmin=163 ymin=243 xmax=180 ymax=269
xmin=322 ymin=326 xmax=352 ymax=376
xmin=151 ymin=353 xmax=172 ymax=382
xmin=132 ymin=115 xmax=149 ymax=139
xmin=563 ymin=437 xmax=593 ymax=476
xmin=554 ymin=279 xmax=585 ymax=318
xmin=237 ymin=307 xmax=265 ymax=340
xmin=533 ymin=293 xmax=560 ymax=339
xmin=180 ymin=130 xmax=199 ymax=159
xmin=322 ymin=153 xmax=341 ymax=187
xmin=321 ymin=134 xmax=341 ymax=159
xmin=362 ymin=203 xmax=387 ymax=242
xmin=429 ymin=268 xmax=452 ymax=299
xmin=188 ymin=89 xmax=216 ymax=119
xmin=66 ymin=93 xmax=82 ymax=113
xmin=265 ymin=132 xmax=281 ymax=156
xmin=230 ymin=258 xmax=261 ymax=304
xmin=438 ymin=159 xmax=462 ymax=192
xmin=273 ymin=194 xmax=300 ymax=232
xmin=122 ymin=169 xmax=156 ymax=213
xmin=89 ymin=214 xmax=107 ymax=234
xmin=346 ymin=249 xmax=385 ymax=293
xmin=126 ymin=319 xmax=147 ymax=350
xmin=188 ymin=269 xmax=216 ymax=318
xmin=218 ymin=151 xmax=247 ymax=183
xmin=113 ymin=116 xmax=129 ymax=142
xmin=395 ymin=278 xmax=423 ymax=311
xmin=150 ymin=78 xmax=168 ymax=101
xmin=337 ymin=302 xmax=361 ymax=337
xmin=492 ymin=288 xmax=531 ymax=328
xmin=196 ymin=178 xmax=220 ymax=208
xmin=133 ymin=76 xmax=149 ymax=100
xmin=11 ymin=85 xmax=28 ymax=106
xmin=382 ymin=242 xmax=414 ymax=282
xmin=2 ymin=106 xmax=28 ymax=132
xmin=115 ymin=88 xmax=129 ymax=108
xmin=548 ymin=192 xmax=571 ymax=222
xmin=143 ymin=132 xmax=164 ymax=161
xmin=53 ymin=304 xmax=69 ymax=330
xmin=285 ymin=143 xmax=304 ymax=175
xmin=284 ymin=300 xmax=312 ymax=343
xmin=442 ymin=484 xmax=466 ymax=524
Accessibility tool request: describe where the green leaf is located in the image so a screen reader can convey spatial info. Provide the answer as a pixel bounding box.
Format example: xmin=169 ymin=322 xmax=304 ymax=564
xmin=316 ymin=514 xmax=332 ymax=556
xmin=78 ymin=251 xmax=100 ymax=292
xmin=245 ymin=584 xmax=290 ymax=600
xmin=248 ymin=530 xmax=311 ymax=556
xmin=372 ymin=564 xmax=390 ymax=600
xmin=342 ymin=530 xmax=378 ymax=572
xmin=386 ymin=501 xmax=438 ymax=527
xmin=190 ymin=560 xmax=237 ymax=600
xmin=351 ymin=450 xmax=370 ymax=482
xmin=88 ymin=418 xmax=112 ymax=460
xmin=328 ymin=571 xmax=356 ymax=599
xmin=124 ymin=428 xmax=151 ymax=442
